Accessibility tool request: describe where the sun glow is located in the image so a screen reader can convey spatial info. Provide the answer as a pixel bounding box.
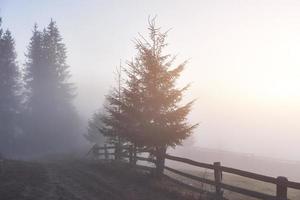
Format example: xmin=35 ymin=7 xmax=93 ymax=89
xmin=244 ymin=71 xmax=300 ymax=103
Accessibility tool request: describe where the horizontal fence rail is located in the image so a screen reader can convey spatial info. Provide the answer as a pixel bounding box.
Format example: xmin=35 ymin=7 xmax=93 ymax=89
xmin=221 ymin=166 xmax=277 ymax=184
xmin=165 ymin=154 xmax=215 ymax=170
xmin=88 ymin=145 xmax=300 ymax=200
xmin=287 ymin=180 xmax=300 ymax=190
xmin=165 ymin=166 xmax=216 ymax=186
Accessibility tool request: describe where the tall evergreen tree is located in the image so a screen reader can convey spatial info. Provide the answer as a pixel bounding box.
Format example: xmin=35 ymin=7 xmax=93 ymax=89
xmin=24 ymin=20 xmax=78 ymax=154
xmin=97 ymin=65 xmax=129 ymax=159
xmin=24 ymin=24 xmax=43 ymax=111
xmin=119 ymin=19 xmax=198 ymax=175
xmin=90 ymin=64 xmax=142 ymax=161
xmin=0 ymin=18 xmax=21 ymax=156
xmin=106 ymin=60 xmax=145 ymax=160
xmin=96 ymin=19 xmax=197 ymax=174
xmin=23 ymin=24 xmax=46 ymax=154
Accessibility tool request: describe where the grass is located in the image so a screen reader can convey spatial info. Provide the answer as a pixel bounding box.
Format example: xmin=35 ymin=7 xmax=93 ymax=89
xmin=2 ymin=158 xmax=298 ymax=200
xmin=164 ymin=166 xmax=300 ymax=200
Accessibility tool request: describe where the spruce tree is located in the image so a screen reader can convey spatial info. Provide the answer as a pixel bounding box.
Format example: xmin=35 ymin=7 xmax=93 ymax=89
xmin=24 ymin=20 xmax=78 ymax=154
xmin=113 ymin=60 xmax=145 ymax=159
xmin=121 ymin=19 xmax=198 ymax=175
xmin=94 ymin=19 xmax=197 ymax=171
xmin=0 ymin=18 xmax=21 ymax=156
xmin=23 ymin=24 xmax=46 ymax=154
xmin=24 ymin=24 xmax=43 ymax=110
xmin=98 ymin=66 xmax=128 ymax=159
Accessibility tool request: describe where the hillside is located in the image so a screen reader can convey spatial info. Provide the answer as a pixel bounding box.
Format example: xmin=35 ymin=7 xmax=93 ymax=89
xmin=0 ymin=159 xmax=205 ymax=200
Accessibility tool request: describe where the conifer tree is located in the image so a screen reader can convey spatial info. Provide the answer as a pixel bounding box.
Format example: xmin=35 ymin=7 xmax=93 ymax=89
xmin=24 ymin=20 xmax=78 ymax=154
xmin=98 ymin=65 xmax=128 ymax=159
xmin=88 ymin=19 xmax=197 ymax=171
xmin=120 ymin=19 xmax=198 ymax=175
xmin=24 ymin=24 xmax=42 ymax=117
xmin=0 ymin=18 xmax=21 ymax=156
xmin=113 ymin=60 xmax=144 ymax=159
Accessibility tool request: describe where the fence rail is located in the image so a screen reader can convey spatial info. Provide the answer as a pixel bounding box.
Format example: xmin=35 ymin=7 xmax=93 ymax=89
xmin=88 ymin=145 xmax=300 ymax=200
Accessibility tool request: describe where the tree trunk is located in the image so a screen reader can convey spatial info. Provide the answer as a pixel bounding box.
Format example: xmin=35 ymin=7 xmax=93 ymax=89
xmin=115 ymin=137 xmax=122 ymax=160
xmin=114 ymin=144 xmax=119 ymax=160
xmin=133 ymin=143 xmax=137 ymax=165
xmin=155 ymin=146 xmax=166 ymax=178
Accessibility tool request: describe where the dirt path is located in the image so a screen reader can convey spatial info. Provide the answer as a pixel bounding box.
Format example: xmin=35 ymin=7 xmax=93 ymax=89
xmin=0 ymin=159 xmax=186 ymax=200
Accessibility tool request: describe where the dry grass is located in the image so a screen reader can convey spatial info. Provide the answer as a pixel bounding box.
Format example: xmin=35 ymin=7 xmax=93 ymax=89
xmin=165 ymin=166 xmax=300 ymax=200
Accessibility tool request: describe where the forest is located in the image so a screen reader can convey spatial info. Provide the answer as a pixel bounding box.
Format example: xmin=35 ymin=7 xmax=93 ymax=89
xmin=0 ymin=17 xmax=196 ymax=167
xmin=0 ymin=19 xmax=80 ymax=157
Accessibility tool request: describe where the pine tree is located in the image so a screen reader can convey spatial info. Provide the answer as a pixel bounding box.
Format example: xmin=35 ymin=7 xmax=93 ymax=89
xmin=94 ymin=19 xmax=197 ymax=171
xmin=114 ymin=59 xmax=145 ymax=160
xmin=98 ymin=65 xmax=128 ymax=159
xmin=23 ymin=24 xmax=46 ymax=154
xmin=24 ymin=20 xmax=78 ymax=154
xmin=0 ymin=18 xmax=21 ymax=156
xmin=121 ymin=19 xmax=198 ymax=175
xmin=24 ymin=24 xmax=43 ymax=111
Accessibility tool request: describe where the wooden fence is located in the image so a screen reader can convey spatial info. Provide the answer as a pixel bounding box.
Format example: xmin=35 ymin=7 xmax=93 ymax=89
xmin=88 ymin=145 xmax=300 ymax=200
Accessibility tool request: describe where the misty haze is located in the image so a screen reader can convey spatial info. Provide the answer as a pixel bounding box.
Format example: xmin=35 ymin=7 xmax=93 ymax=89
xmin=0 ymin=1 xmax=300 ymax=200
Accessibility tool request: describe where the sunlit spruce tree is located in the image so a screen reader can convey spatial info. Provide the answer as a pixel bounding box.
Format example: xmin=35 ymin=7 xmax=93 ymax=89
xmin=140 ymin=20 xmax=197 ymax=175
xmin=114 ymin=19 xmax=198 ymax=174
xmin=24 ymin=20 xmax=78 ymax=154
xmin=0 ymin=18 xmax=21 ymax=156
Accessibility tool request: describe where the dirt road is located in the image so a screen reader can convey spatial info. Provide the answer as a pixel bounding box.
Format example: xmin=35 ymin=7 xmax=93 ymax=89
xmin=0 ymin=159 xmax=189 ymax=200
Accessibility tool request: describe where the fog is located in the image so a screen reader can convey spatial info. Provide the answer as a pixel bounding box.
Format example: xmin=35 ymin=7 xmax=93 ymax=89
xmin=2 ymin=0 xmax=300 ymax=162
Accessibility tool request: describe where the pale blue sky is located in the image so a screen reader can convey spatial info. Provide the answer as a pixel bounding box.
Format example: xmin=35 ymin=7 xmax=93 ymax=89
xmin=2 ymin=0 xmax=300 ymax=160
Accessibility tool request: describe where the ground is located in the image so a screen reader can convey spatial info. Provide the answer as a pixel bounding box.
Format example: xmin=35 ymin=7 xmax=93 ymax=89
xmin=0 ymin=159 xmax=200 ymax=200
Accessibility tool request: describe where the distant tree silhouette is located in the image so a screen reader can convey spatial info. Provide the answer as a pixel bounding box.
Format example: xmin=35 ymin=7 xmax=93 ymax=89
xmin=24 ymin=20 xmax=78 ymax=154
xmin=0 ymin=18 xmax=22 ymax=156
xmin=84 ymin=110 xmax=106 ymax=146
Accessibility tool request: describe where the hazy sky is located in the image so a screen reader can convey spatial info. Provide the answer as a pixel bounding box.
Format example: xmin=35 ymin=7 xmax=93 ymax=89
xmin=2 ymin=0 xmax=300 ymax=160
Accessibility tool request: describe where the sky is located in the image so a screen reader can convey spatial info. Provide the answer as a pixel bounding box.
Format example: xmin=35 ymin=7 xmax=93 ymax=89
xmin=1 ymin=0 xmax=300 ymax=161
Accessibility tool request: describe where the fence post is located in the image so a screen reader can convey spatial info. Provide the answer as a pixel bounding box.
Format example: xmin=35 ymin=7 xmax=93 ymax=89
xmin=276 ymin=176 xmax=288 ymax=200
xmin=104 ymin=144 xmax=108 ymax=160
xmin=214 ymin=162 xmax=223 ymax=199
xmin=0 ymin=159 xmax=3 ymax=175
xmin=133 ymin=144 xmax=137 ymax=165
xmin=114 ymin=144 xmax=119 ymax=160
xmin=119 ymin=144 xmax=123 ymax=160
xmin=129 ymin=145 xmax=133 ymax=165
